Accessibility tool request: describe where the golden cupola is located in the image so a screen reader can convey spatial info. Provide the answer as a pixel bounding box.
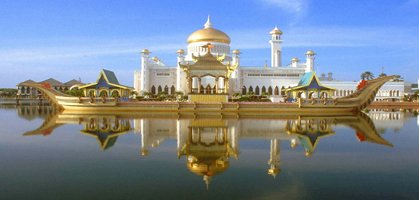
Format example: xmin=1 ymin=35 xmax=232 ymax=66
xmin=187 ymin=16 xmax=231 ymax=44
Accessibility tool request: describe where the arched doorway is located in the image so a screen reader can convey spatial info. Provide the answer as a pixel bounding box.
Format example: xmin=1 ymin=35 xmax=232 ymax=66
xmin=274 ymin=86 xmax=279 ymax=95
xmin=99 ymin=90 xmax=108 ymax=97
xmin=111 ymin=90 xmax=120 ymax=98
xmin=320 ymin=92 xmax=328 ymax=99
xmin=268 ymin=86 xmax=273 ymax=95
xmin=206 ymin=84 xmax=212 ymax=94
xmin=151 ymin=85 xmax=156 ymax=95
xmin=255 ymin=86 xmax=260 ymax=95
xmin=171 ymin=85 xmax=175 ymax=94
xmin=242 ymin=86 xmax=247 ymax=95
xmin=164 ymin=85 xmax=169 ymax=94
xmin=88 ymin=90 xmax=95 ymax=97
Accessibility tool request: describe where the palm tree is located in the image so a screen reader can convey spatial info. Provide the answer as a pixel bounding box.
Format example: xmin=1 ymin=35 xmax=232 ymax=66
xmin=361 ymin=71 xmax=374 ymax=80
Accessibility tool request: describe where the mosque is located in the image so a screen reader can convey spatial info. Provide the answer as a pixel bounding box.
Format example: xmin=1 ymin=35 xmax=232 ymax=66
xmin=134 ymin=17 xmax=405 ymax=102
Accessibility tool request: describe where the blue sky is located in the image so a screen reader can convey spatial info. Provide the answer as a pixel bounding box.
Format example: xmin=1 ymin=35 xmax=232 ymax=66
xmin=1 ymin=0 xmax=419 ymax=87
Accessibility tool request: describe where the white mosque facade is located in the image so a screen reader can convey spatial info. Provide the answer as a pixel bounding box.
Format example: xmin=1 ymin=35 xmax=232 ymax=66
xmin=134 ymin=17 xmax=404 ymax=101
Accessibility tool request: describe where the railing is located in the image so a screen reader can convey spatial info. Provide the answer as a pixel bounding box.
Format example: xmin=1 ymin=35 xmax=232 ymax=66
xmin=299 ymin=98 xmax=336 ymax=106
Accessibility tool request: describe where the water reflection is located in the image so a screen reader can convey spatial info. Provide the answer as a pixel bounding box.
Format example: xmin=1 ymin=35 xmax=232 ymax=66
xmin=19 ymin=106 xmax=397 ymax=188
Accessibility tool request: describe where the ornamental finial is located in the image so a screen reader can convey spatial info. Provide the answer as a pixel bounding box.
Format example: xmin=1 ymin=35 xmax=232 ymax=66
xmin=204 ymin=15 xmax=213 ymax=29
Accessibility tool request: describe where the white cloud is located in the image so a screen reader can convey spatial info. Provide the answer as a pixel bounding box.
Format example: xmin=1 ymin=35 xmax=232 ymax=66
xmin=259 ymin=0 xmax=308 ymax=15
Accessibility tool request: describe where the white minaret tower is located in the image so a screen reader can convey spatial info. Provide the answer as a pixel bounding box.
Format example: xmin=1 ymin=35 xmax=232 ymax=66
xmin=269 ymin=26 xmax=283 ymax=68
xmin=268 ymin=139 xmax=280 ymax=178
xmin=140 ymin=49 xmax=150 ymax=93
xmin=176 ymin=49 xmax=185 ymax=92
xmin=231 ymin=49 xmax=241 ymax=92
xmin=305 ymin=50 xmax=316 ymax=73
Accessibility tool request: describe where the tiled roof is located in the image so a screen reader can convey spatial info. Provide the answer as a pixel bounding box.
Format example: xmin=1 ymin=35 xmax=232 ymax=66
xmin=17 ymin=79 xmax=36 ymax=85
xmin=102 ymin=69 xmax=120 ymax=85
xmin=297 ymin=72 xmax=314 ymax=86
xmin=64 ymin=79 xmax=83 ymax=86
xmin=40 ymin=78 xmax=63 ymax=86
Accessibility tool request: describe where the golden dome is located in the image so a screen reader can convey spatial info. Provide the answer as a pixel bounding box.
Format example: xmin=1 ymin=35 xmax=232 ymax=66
xmin=270 ymin=26 xmax=283 ymax=35
xmin=187 ymin=16 xmax=231 ymax=44
xmin=305 ymin=50 xmax=316 ymax=55
xmin=187 ymin=159 xmax=229 ymax=177
xmin=291 ymin=57 xmax=299 ymax=62
xmin=268 ymin=167 xmax=281 ymax=178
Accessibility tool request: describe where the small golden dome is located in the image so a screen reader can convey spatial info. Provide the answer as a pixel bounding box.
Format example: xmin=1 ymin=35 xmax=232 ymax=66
xmin=141 ymin=49 xmax=150 ymax=55
xmin=187 ymin=159 xmax=229 ymax=177
xmin=232 ymin=49 xmax=241 ymax=54
xmin=270 ymin=26 xmax=283 ymax=35
xmin=291 ymin=57 xmax=299 ymax=62
xmin=177 ymin=49 xmax=185 ymax=55
xmin=152 ymin=56 xmax=159 ymax=62
xmin=305 ymin=50 xmax=316 ymax=55
xmin=187 ymin=16 xmax=231 ymax=44
xmin=268 ymin=167 xmax=281 ymax=177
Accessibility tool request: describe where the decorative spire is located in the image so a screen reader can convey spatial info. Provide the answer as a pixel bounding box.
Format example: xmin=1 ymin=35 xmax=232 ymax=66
xmin=204 ymin=15 xmax=213 ymax=29
xmin=203 ymin=175 xmax=211 ymax=191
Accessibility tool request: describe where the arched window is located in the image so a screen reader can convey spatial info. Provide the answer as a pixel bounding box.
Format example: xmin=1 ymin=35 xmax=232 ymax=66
xmin=268 ymin=86 xmax=273 ymax=95
xmin=171 ymin=85 xmax=175 ymax=94
xmin=261 ymin=86 xmax=266 ymax=94
xmin=274 ymin=86 xmax=279 ymax=95
xmin=164 ymin=85 xmax=169 ymax=94
xmin=158 ymin=85 xmax=162 ymax=93
xmin=396 ymin=90 xmax=400 ymax=97
xmin=255 ymin=86 xmax=260 ymax=95
xmin=151 ymin=85 xmax=156 ymax=94
xmin=242 ymin=86 xmax=247 ymax=95
xmin=281 ymin=86 xmax=285 ymax=96
xmin=249 ymin=86 xmax=253 ymax=93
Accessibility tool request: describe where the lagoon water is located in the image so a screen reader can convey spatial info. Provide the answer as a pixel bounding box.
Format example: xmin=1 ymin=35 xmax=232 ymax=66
xmin=1 ymin=105 xmax=419 ymax=200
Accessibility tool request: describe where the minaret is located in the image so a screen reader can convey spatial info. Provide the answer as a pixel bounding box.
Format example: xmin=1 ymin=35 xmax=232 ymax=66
xmin=269 ymin=26 xmax=283 ymax=68
xmin=231 ymin=49 xmax=241 ymax=92
xmin=305 ymin=50 xmax=316 ymax=73
xmin=232 ymin=49 xmax=240 ymax=66
xmin=140 ymin=119 xmax=149 ymax=156
xmin=268 ymin=139 xmax=281 ymax=178
xmin=140 ymin=49 xmax=151 ymax=93
xmin=176 ymin=49 xmax=185 ymax=92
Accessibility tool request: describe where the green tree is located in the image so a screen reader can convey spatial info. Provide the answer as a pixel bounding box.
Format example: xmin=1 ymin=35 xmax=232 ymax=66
xmin=65 ymin=88 xmax=84 ymax=97
xmin=361 ymin=71 xmax=374 ymax=80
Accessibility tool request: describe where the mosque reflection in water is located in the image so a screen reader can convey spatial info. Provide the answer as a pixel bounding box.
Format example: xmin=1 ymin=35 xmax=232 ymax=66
xmin=20 ymin=106 xmax=407 ymax=187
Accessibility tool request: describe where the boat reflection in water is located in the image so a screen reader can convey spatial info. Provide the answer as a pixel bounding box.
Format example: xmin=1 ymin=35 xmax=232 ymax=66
xmin=22 ymin=108 xmax=393 ymax=188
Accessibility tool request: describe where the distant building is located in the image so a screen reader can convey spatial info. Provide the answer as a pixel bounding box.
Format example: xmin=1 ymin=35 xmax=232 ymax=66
xmin=17 ymin=78 xmax=83 ymax=97
xmin=412 ymin=79 xmax=419 ymax=93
